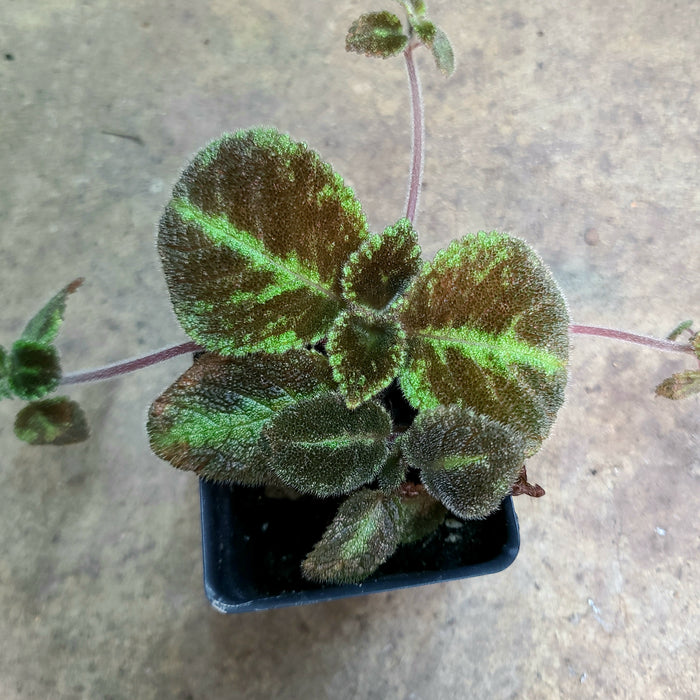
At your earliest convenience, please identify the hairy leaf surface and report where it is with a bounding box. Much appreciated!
[158,128,369,355]
[15,397,89,445]
[341,218,421,309]
[346,11,408,58]
[302,489,401,583]
[327,311,406,408]
[655,370,700,400]
[403,405,525,519]
[264,393,391,496]
[398,232,569,453]
[394,484,447,544]
[21,278,83,346]
[147,350,334,485]
[8,340,61,400]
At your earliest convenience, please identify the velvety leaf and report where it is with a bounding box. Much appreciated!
[14,397,89,445]
[341,218,422,309]
[158,128,369,356]
[377,442,408,492]
[346,11,408,59]
[403,405,526,519]
[427,26,454,76]
[8,340,61,400]
[666,319,693,341]
[264,393,391,496]
[398,232,569,454]
[21,278,83,346]
[655,370,700,400]
[327,311,407,408]
[147,350,334,486]
[302,489,401,584]
[394,483,447,544]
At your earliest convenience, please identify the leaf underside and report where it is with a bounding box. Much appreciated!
[14,397,89,445]
[398,232,569,454]
[403,405,525,519]
[158,128,369,356]
[327,311,407,408]
[264,393,391,496]
[147,350,334,486]
[346,11,408,59]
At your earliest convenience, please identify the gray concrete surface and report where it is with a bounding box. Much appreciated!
[0,1,698,698]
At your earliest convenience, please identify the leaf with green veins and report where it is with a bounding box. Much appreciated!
[341,218,422,309]
[655,370,700,400]
[666,319,693,341]
[8,340,61,400]
[327,311,407,408]
[394,484,447,544]
[264,393,391,496]
[14,397,89,445]
[403,405,525,519]
[147,350,335,486]
[346,11,408,59]
[302,489,401,584]
[21,278,83,346]
[398,232,569,455]
[158,128,369,356]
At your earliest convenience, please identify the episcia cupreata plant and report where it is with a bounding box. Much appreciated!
[2,0,698,584]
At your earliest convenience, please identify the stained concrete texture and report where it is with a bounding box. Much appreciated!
[0,1,698,698]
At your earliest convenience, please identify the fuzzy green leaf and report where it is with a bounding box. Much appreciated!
[341,218,422,309]
[0,346,11,400]
[158,128,369,356]
[655,370,700,400]
[394,484,447,544]
[398,232,569,454]
[666,319,693,341]
[403,405,525,519]
[147,350,334,486]
[302,489,401,584]
[14,397,89,445]
[377,442,408,492]
[426,26,454,76]
[346,11,408,59]
[21,278,83,346]
[264,393,391,496]
[8,340,61,400]
[327,311,407,408]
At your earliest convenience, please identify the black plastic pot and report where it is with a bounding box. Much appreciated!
[199,479,520,613]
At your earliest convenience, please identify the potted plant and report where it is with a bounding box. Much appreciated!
[2,0,697,613]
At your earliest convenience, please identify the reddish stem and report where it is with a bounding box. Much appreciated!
[404,42,424,226]
[569,324,694,356]
[60,341,202,385]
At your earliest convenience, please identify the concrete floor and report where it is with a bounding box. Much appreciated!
[0,1,698,697]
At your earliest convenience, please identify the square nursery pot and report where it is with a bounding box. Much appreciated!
[199,479,520,614]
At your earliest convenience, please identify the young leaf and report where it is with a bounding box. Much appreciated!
[666,319,693,341]
[398,232,569,454]
[655,370,700,400]
[346,11,408,59]
[14,397,89,446]
[403,405,526,519]
[394,483,447,544]
[327,311,407,408]
[264,393,391,496]
[21,278,83,346]
[302,489,401,584]
[158,128,369,356]
[341,218,422,309]
[425,26,454,77]
[147,350,335,486]
[377,442,408,492]
[8,340,61,400]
